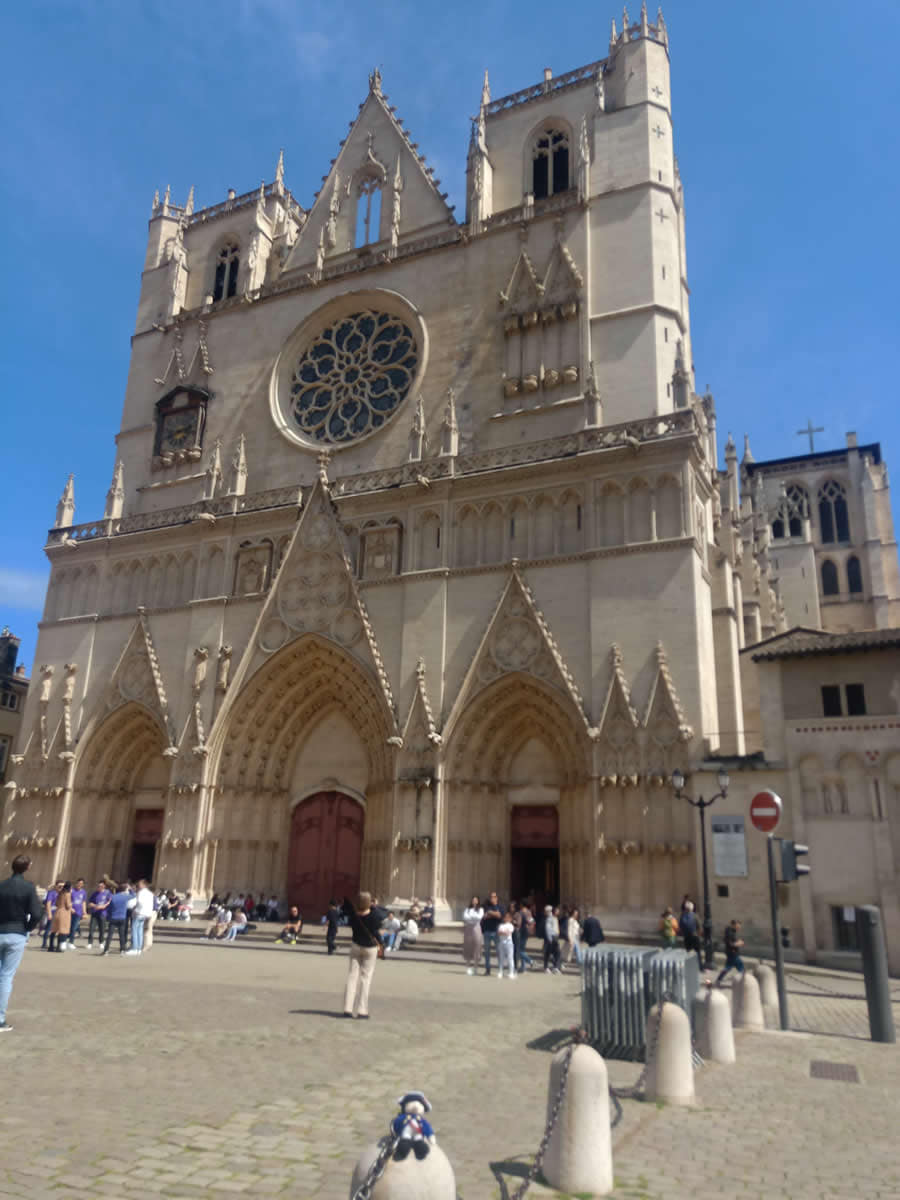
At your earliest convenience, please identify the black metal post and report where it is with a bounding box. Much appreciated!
[697,799,714,969]
[767,834,790,1030]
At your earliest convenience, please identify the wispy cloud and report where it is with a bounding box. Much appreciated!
[0,568,49,612]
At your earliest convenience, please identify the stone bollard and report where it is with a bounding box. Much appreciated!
[349,1141,456,1200]
[543,1043,613,1197]
[754,963,779,1027]
[644,1001,694,1106]
[733,971,765,1031]
[694,984,735,1064]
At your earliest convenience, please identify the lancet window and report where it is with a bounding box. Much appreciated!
[212,239,240,302]
[531,127,570,200]
[818,480,850,544]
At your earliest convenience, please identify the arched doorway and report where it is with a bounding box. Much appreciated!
[288,791,364,918]
[510,804,559,910]
[71,703,169,884]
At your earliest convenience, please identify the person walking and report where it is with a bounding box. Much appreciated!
[542,905,561,974]
[127,879,154,955]
[49,883,73,952]
[716,919,746,986]
[481,891,503,976]
[101,884,132,955]
[0,855,44,1032]
[325,899,341,955]
[143,889,159,951]
[659,906,678,949]
[462,896,483,975]
[341,891,386,1020]
[514,902,535,973]
[68,879,87,948]
[41,880,63,949]
[86,880,111,948]
[678,900,702,968]
[564,907,582,968]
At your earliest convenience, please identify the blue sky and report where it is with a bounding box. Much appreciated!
[2,0,898,671]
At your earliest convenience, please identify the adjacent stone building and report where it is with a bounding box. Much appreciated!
[0,631,29,785]
[4,9,900,965]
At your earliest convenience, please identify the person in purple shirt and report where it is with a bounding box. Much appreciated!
[41,880,63,950]
[101,884,133,956]
[67,879,87,949]
[86,881,111,949]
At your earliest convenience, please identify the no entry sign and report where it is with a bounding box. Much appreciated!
[750,790,782,834]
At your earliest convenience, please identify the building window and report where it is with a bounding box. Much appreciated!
[845,683,866,716]
[355,177,382,247]
[212,239,240,302]
[0,690,19,711]
[832,906,860,952]
[531,128,570,199]
[821,559,839,596]
[821,685,842,717]
[818,480,850,544]
[771,516,785,540]
[847,555,863,594]
[0,735,9,777]
[786,483,808,537]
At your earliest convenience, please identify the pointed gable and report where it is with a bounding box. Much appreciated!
[103,612,175,746]
[499,249,543,312]
[594,644,640,783]
[445,564,593,733]
[643,642,693,746]
[400,657,442,759]
[284,71,456,273]
[542,237,584,303]
[220,474,398,728]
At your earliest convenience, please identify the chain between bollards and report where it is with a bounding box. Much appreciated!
[351,1131,401,1200]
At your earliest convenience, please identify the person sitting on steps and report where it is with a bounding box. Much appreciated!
[275,906,302,944]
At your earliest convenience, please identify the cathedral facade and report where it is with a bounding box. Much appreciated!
[6,10,900,950]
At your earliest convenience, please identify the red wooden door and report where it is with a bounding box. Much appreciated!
[287,792,364,920]
[510,805,558,848]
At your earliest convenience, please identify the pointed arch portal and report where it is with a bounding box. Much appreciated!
[288,791,364,917]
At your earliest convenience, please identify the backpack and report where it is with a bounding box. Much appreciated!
[524,913,536,937]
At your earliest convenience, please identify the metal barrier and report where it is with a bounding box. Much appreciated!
[581,945,699,1060]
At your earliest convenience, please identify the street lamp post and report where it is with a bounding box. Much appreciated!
[672,766,729,971]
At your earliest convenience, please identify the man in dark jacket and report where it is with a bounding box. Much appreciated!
[0,855,44,1032]
[581,912,605,947]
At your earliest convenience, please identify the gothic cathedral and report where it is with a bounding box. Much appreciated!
[6,10,900,943]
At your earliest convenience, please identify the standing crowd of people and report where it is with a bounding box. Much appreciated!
[462,893,606,979]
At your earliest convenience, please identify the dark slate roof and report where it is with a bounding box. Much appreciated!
[743,443,881,475]
[747,626,900,662]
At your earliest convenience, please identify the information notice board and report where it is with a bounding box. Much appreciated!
[711,815,748,877]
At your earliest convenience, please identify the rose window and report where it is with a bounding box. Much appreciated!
[289,310,418,445]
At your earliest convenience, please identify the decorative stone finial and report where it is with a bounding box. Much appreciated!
[481,69,491,109]
[275,148,285,189]
[657,7,668,45]
[440,388,459,458]
[368,66,382,95]
[742,433,755,465]
[610,16,618,52]
[621,6,630,41]
[185,185,195,216]
[55,474,75,529]
[641,0,649,35]
[724,433,737,460]
[104,460,125,520]
[229,435,247,497]
[151,189,160,215]
[162,183,171,213]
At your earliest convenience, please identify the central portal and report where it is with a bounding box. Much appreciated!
[288,791,364,919]
[509,804,559,910]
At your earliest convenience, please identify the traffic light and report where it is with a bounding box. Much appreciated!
[781,841,810,882]
[780,925,791,949]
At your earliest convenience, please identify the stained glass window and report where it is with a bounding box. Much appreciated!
[289,310,418,445]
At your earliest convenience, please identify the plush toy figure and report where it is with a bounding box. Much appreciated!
[391,1091,436,1161]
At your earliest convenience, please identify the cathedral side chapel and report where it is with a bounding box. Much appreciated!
[6,8,900,959]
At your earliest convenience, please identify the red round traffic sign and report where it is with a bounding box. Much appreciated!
[750,790,782,833]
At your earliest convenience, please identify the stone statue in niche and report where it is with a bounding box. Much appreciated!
[39,665,54,704]
[192,646,209,696]
[362,527,401,580]
[216,645,233,692]
[236,550,269,595]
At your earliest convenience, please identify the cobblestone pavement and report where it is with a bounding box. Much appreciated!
[1,939,898,1199]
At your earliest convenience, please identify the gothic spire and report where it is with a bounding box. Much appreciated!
[275,148,285,189]
[368,66,383,96]
[104,460,125,521]
[640,0,649,35]
[162,183,171,214]
[55,474,75,529]
[151,189,160,216]
[481,69,491,109]
[185,186,195,216]
[622,6,630,42]
[609,17,618,53]
[228,434,247,497]
[742,433,755,465]
[656,7,668,45]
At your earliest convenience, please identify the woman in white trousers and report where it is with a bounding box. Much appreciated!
[341,892,384,1019]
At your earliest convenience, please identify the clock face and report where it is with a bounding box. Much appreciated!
[159,408,198,453]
